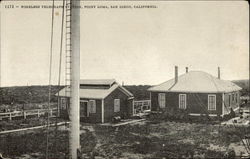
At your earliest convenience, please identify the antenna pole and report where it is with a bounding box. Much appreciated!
[69,0,80,158]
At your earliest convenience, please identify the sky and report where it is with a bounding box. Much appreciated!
[0,1,249,86]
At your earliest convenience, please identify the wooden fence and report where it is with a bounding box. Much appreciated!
[133,100,151,115]
[0,108,58,121]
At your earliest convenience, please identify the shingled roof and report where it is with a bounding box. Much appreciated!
[148,71,242,93]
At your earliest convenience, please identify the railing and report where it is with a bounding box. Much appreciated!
[0,108,58,120]
[133,100,151,115]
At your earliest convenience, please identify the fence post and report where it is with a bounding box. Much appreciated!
[50,109,53,117]
[37,110,40,118]
[24,111,26,119]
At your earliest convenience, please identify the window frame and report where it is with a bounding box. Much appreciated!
[158,93,166,108]
[179,94,187,109]
[61,98,66,109]
[89,100,96,113]
[208,94,216,111]
[114,99,120,112]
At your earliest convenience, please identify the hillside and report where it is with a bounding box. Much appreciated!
[0,85,64,104]
[0,80,248,105]
[232,79,249,96]
[124,85,152,100]
[0,85,152,104]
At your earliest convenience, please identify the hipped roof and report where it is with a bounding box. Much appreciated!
[148,71,242,93]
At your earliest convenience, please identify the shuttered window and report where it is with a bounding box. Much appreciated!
[179,94,186,109]
[158,93,166,108]
[89,100,96,113]
[114,99,120,112]
[208,95,216,111]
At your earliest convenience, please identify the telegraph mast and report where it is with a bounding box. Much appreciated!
[69,0,80,158]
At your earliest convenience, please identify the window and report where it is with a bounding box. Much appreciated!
[232,93,235,101]
[179,94,186,109]
[114,99,120,112]
[89,100,96,113]
[61,98,66,109]
[208,95,216,110]
[158,93,166,108]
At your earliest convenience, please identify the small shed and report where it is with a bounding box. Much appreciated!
[57,79,134,123]
[148,67,242,116]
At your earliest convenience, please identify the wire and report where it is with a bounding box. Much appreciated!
[46,0,55,158]
[54,0,66,156]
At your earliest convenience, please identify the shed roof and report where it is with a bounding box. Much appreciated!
[148,71,242,93]
[80,79,116,86]
[57,83,133,99]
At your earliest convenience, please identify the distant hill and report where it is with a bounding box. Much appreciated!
[0,85,64,104]
[0,85,152,104]
[1,80,247,105]
[232,79,249,96]
[124,85,152,100]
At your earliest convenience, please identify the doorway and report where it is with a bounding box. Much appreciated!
[80,101,88,117]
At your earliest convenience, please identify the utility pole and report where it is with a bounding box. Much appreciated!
[69,0,80,158]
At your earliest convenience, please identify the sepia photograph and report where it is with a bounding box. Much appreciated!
[0,0,249,158]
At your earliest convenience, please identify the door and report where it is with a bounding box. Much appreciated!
[80,101,88,117]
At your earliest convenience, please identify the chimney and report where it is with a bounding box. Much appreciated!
[185,67,188,73]
[175,66,178,83]
[218,67,221,79]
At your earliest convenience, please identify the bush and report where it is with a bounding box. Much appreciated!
[223,109,236,121]
[149,107,191,123]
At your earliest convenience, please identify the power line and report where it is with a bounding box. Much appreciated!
[54,0,66,156]
[46,0,55,158]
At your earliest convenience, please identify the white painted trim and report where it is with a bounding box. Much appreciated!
[179,94,186,109]
[189,113,218,117]
[117,86,133,97]
[233,106,239,112]
[80,99,88,102]
[148,90,241,93]
[208,94,216,111]
[101,99,104,123]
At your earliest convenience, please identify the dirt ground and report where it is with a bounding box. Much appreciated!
[1,119,250,159]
